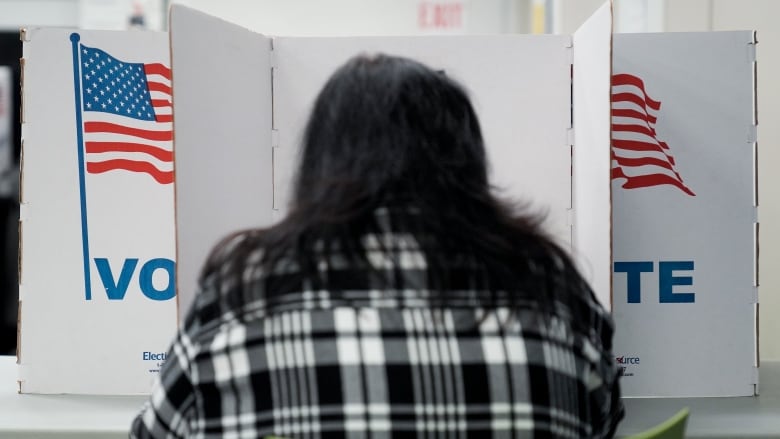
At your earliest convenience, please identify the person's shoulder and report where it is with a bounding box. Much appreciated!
[201,229,269,278]
[536,241,614,334]
[182,229,271,336]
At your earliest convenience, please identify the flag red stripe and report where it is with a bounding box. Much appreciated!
[151,99,172,108]
[611,92,661,112]
[612,153,677,172]
[144,63,172,79]
[612,123,656,137]
[613,169,695,196]
[613,149,676,166]
[612,138,670,152]
[612,73,662,109]
[85,141,173,162]
[147,81,172,95]
[84,121,173,141]
[612,166,628,179]
[87,160,174,184]
[612,108,657,125]
[155,115,173,123]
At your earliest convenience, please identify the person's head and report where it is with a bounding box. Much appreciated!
[291,54,490,221]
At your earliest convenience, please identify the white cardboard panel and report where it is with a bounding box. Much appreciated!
[19,28,176,394]
[272,35,573,245]
[572,2,613,310]
[169,5,274,321]
[612,31,756,396]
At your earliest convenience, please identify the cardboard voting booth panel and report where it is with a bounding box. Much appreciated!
[270,35,572,238]
[571,3,613,307]
[169,4,614,320]
[19,28,177,394]
[169,8,274,320]
[611,32,758,396]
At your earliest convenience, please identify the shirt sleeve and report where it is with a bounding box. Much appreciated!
[588,312,626,438]
[129,331,198,439]
[592,358,625,438]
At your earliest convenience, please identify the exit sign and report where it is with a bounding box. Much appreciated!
[418,1,464,30]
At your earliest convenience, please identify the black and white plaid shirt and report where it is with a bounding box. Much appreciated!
[131,209,623,438]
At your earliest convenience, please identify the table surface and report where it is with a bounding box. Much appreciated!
[1,356,779,438]
[617,361,780,438]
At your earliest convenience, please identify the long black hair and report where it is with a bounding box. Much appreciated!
[204,54,584,317]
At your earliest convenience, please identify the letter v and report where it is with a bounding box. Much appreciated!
[94,258,138,300]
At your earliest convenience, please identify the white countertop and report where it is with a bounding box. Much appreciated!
[2,356,779,438]
[0,356,146,438]
[617,361,780,438]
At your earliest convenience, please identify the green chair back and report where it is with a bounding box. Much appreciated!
[628,407,689,439]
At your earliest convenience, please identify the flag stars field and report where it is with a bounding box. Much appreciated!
[76,44,174,185]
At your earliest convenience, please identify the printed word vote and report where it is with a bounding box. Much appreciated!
[93,257,175,301]
[614,260,695,304]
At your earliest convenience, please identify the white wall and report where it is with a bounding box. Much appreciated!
[0,0,165,31]
[0,0,79,29]
[553,0,605,34]
[169,0,520,36]
[0,0,528,35]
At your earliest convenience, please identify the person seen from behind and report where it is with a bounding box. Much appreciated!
[131,53,624,438]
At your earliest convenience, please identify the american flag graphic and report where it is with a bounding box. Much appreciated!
[77,44,173,184]
[611,73,695,196]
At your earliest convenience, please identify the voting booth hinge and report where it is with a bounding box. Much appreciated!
[17,223,21,297]
[749,71,756,130]
[16,298,21,360]
[18,127,27,285]
[19,58,25,124]
[755,301,760,374]
[269,38,278,68]
[566,208,574,228]
[754,220,760,287]
[753,140,759,207]
[752,365,759,389]
[271,130,280,211]
[18,51,26,293]
[565,40,573,66]
[270,40,277,131]
[747,124,757,144]
[747,33,757,64]
[270,38,279,213]
[16,296,27,394]
[16,361,28,394]
[750,31,758,126]
[567,125,574,211]
[18,138,24,203]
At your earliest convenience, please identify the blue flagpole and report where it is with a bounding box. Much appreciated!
[70,33,92,300]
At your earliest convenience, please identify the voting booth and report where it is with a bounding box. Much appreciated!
[170,4,613,325]
[18,29,177,394]
[16,2,757,398]
[610,32,758,397]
